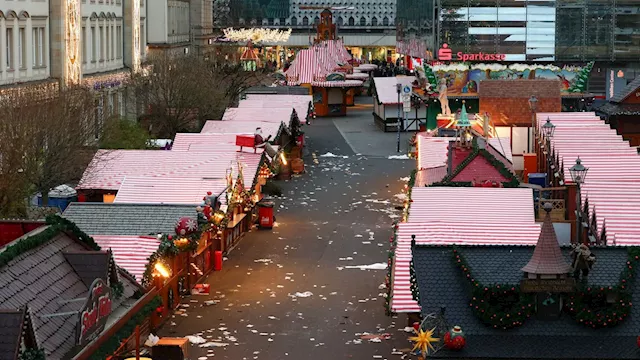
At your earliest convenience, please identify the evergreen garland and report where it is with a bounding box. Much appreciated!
[88,296,163,360]
[0,215,101,267]
[568,62,594,93]
[19,348,46,360]
[410,259,419,302]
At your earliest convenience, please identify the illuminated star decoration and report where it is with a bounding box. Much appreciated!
[409,327,440,357]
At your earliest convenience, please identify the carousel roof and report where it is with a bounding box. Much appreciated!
[284,48,362,88]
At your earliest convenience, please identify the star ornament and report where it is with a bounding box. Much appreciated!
[409,327,440,356]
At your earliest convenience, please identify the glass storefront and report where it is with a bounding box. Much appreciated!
[396,0,640,62]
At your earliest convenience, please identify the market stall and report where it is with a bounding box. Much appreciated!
[372,76,429,132]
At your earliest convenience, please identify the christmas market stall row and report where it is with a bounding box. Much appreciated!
[0,215,162,360]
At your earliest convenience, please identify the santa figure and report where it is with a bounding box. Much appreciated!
[254,127,265,148]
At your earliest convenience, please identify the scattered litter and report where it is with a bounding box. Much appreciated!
[191,284,210,295]
[379,283,387,290]
[369,338,381,343]
[289,291,313,298]
[388,154,410,160]
[361,333,391,341]
[254,258,272,263]
[343,263,387,270]
[268,316,278,320]
[187,336,207,344]
[400,177,410,181]
[320,152,340,157]
[339,257,354,261]
[353,339,362,344]
[402,327,414,333]
[200,342,229,348]
[394,193,407,201]
[204,300,218,306]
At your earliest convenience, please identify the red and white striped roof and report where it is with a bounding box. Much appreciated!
[391,222,541,313]
[113,176,228,205]
[77,150,262,191]
[346,72,369,80]
[488,137,513,163]
[373,76,416,104]
[223,107,293,123]
[392,186,538,313]
[172,133,264,153]
[245,94,313,103]
[285,48,363,88]
[416,135,449,170]
[238,99,309,119]
[536,112,640,245]
[92,235,161,282]
[200,120,283,139]
[313,40,348,69]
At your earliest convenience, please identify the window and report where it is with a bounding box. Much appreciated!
[81,27,86,63]
[140,24,145,56]
[302,16,308,26]
[116,26,122,58]
[99,26,104,60]
[91,27,97,61]
[371,17,378,26]
[39,28,45,66]
[106,26,110,60]
[360,17,366,26]
[6,28,13,69]
[19,28,26,68]
[291,17,297,26]
[33,28,38,66]
[348,17,355,26]
[383,16,389,26]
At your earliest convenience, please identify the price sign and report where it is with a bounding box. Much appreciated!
[402,93,412,113]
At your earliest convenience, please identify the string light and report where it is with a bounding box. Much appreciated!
[223,28,292,43]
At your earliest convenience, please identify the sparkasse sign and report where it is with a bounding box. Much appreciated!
[77,278,112,346]
[438,43,506,62]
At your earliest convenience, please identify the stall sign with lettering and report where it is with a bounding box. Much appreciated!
[77,278,112,346]
[438,43,506,62]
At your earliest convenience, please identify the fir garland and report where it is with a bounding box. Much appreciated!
[410,259,419,302]
[452,247,535,329]
[0,215,101,267]
[19,348,46,360]
[565,247,640,328]
[88,296,162,360]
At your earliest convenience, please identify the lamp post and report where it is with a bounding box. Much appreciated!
[396,83,402,153]
[569,157,589,245]
[541,117,555,181]
[528,95,538,152]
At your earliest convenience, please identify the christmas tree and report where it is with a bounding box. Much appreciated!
[568,61,594,93]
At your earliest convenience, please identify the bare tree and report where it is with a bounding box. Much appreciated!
[130,53,269,138]
[0,85,97,214]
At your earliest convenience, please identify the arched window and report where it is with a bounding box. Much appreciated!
[359,16,366,26]
[371,17,378,26]
[313,16,319,24]
[348,16,354,26]
[291,17,298,26]
[337,16,343,26]
[302,16,308,25]
[280,17,285,25]
[382,16,389,26]
[268,18,274,25]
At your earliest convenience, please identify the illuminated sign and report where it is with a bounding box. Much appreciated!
[77,278,112,346]
[438,43,506,62]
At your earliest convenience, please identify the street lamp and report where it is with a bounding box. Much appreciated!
[396,83,402,153]
[569,157,589,245]
[528,95,538,152]
[541,117,555,139]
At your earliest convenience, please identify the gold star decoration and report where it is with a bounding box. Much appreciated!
[409,327,440,357]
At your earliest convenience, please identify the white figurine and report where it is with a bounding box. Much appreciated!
[438,78,451,116]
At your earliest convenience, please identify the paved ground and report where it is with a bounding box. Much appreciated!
[158,97,416,360]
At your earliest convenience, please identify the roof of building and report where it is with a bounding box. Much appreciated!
[63,203,196,236]
[442,138,517,185]
[597,102,640,116]
[412,244,639,359]
[171,133,265,153]
[222,107,294,123]
[535,112,640,245]
[238,99,310,119]
[284,48,363,88]
[521,206,572,275]
[113,176,228,205]
[76,150,262,191]
[610,76,640,103]
[0,224,138,359]
[91,235,161,282]
[391,187,539,313]
[200,120,284,139]
[415,166,448,187]
[0,310,24,360]
[243,86,311,95]
[372,76,415,104]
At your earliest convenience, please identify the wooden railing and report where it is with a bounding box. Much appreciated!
[535,187,567,221]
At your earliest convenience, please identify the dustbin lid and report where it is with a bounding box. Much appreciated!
[258,197,275,207]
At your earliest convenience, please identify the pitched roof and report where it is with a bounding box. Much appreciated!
[411,244,638,359]
[443,139,518,184]
[0,310,24,360]
[113,176,228,205]
[91,235,161,282]
[0,229,138,359]
[63,203,196,236]
[521,205,572,275]
[63,251,111,288]
[610,76,640,103]
[243,86,311,95]
[222,107,293,123]
[597,102,640,116]
[200,120,284,139]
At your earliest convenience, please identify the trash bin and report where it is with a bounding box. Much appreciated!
[257,198,275,229]
[37,185,77,211]
[528,173,547,188]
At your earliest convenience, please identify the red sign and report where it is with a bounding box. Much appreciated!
[77,278,112,346]
[438,43,506,62]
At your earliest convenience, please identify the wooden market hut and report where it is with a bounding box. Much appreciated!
[284,48,363,117]
[372,76,427,132]
[596,76,640,146]
[0,216,159,360]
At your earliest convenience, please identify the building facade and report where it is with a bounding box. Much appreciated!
[395,0,640,64]
[213,0,398,61]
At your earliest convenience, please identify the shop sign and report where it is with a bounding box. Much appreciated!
[520,278,575,293]
[438,43,506,62]
[77,278,112,346]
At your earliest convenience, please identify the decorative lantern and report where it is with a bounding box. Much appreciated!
[175,217,198,236]
[443,326,465,350]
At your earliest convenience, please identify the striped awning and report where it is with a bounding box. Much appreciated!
[92,235,161,282]
[200,120,283,139]
[113,176,228,205]
[537,112,640,245]
[223,107,293,123]
[391,186,538,313]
